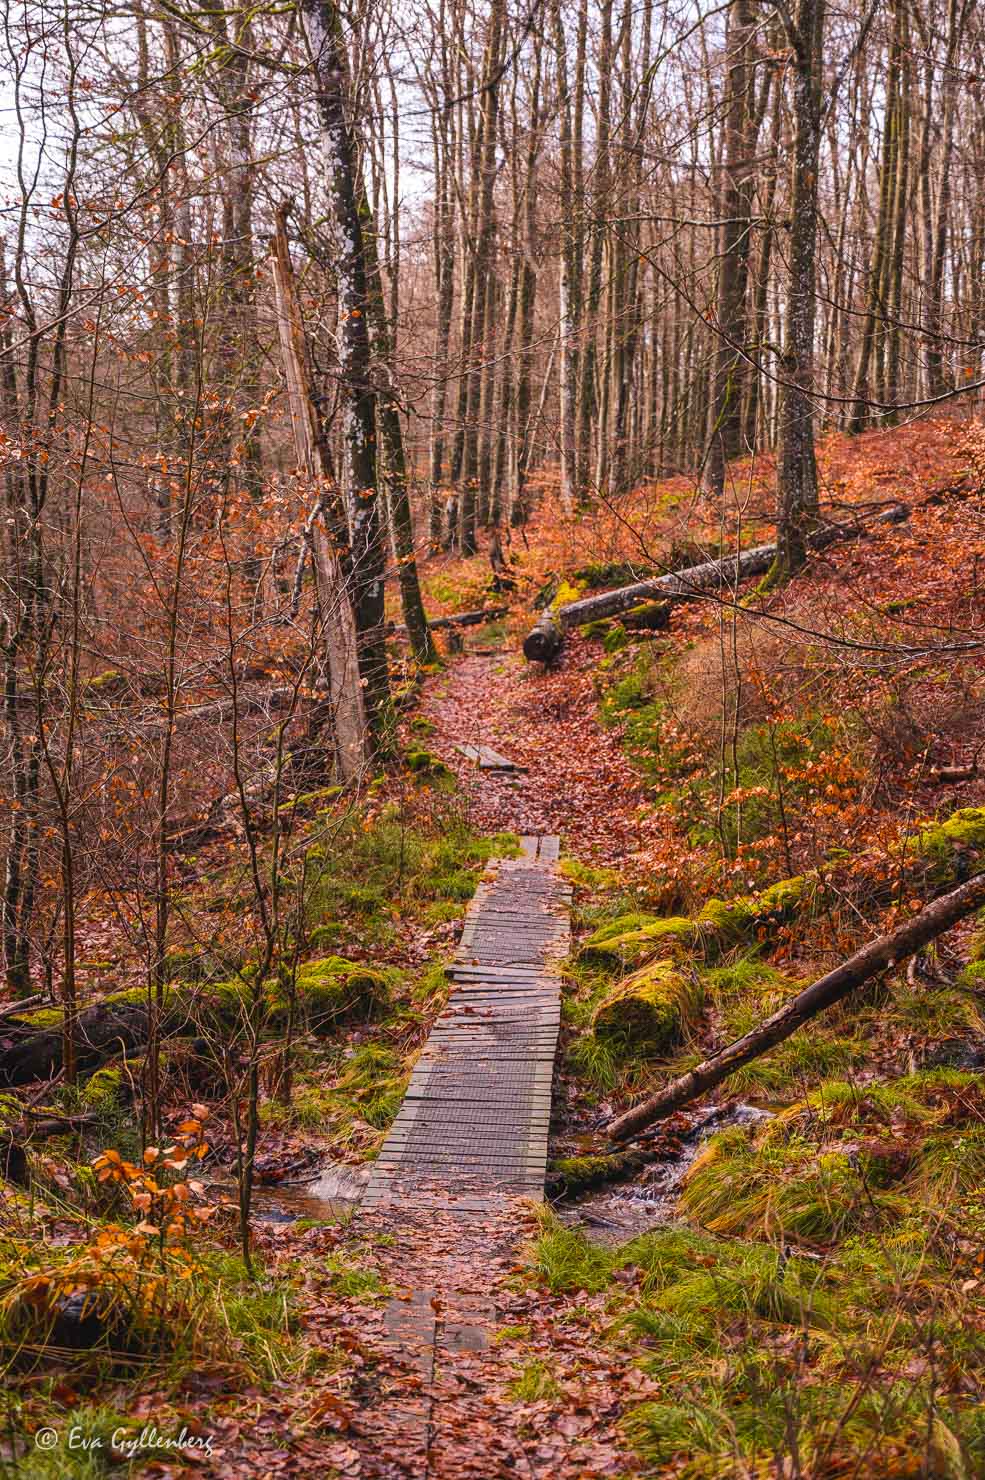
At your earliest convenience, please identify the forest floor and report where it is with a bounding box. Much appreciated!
[4,416,985,1478]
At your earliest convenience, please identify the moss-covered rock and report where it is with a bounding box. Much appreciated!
[696,896,759,943]
[79,1066,128,1116]
[592,960,703,1054]
[404,748,453,780]
[911,807,985,879]
[581,915,697,969]
[267,956,392,1033]
[758,875,810,915]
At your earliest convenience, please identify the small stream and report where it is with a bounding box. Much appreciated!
[208,1162,370,1224]
[235,1104,769,1234]
[554,1103,772,1243]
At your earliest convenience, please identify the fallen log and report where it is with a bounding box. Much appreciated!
[389,605,509,638]
[606,868,985,1143]
[0,999,156,1087]
[523,504,908,663]
[522,610,564,663]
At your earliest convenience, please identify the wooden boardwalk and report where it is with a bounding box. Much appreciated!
[364,835,570,1213]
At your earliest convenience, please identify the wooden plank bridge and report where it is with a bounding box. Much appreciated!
[364,835,570,1213]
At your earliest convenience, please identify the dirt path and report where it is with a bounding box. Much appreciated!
[419,642,646,865]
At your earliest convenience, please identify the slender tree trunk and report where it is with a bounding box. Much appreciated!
[704,0,758,496]
[299,0,390,740]
[768,0,826,585]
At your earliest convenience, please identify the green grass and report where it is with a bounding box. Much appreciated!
[324,1253,390,1301]
[509,1358,561,1403]
[523,1209,985,1477]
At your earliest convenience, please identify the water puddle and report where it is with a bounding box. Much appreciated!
[557,1103,771,1244]
[210,1162,370,1224]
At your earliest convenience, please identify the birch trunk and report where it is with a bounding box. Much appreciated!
[269,212,368,781]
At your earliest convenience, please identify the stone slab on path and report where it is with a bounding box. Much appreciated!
[454,741,527,772]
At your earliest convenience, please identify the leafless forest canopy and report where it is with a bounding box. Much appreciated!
[2,0,984,1084]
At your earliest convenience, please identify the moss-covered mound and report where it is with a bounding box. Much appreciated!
[911,806,985,880]
[267,957,392,1033]
[679,1069,985,1242]
[581,875,812,972]
[581,915,699,969]
[592,960,702,1054]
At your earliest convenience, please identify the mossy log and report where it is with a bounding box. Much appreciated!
[522,610,564,663]
[545,1148,652,1198]
[0,956,389,1086]
[523,505,908,663]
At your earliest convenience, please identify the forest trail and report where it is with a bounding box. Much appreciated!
[328,843,640,1477]
[420,647,647,864]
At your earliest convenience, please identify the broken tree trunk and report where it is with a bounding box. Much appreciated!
[606,868,985,1143]
[270,207,368,781]
[522,505,908,663]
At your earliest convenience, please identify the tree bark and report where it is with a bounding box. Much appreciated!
[269,208,369,780]
[299,0,390,740]
[768,0,826,585]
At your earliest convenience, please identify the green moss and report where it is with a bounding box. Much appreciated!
[602,624,630,655]
[510,1358,561,1402]
[559,859,623,890]
[547,1150,646,1196]
[404,748,453,780]
[624,600,670,631]
[958,958,985,991]
[308,922,341,949]
[695,896,759,942]
[79,1066,127,1116]
[84,668,125,694]
[268,957,392,1033]
[599,667,649,720]
[592,960,703,1054]
[0,1093,22,1131]
[579,618,613,640]
[912,807,985,879]
[290,785,343,810]
[580,914,698,971]
[759,875,810,914]
[571,559,655,590]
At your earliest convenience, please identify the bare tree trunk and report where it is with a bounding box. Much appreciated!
[704,0,758,497]
[299,0,390,740]
[270,210,369,780]
[767,0,826,586]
